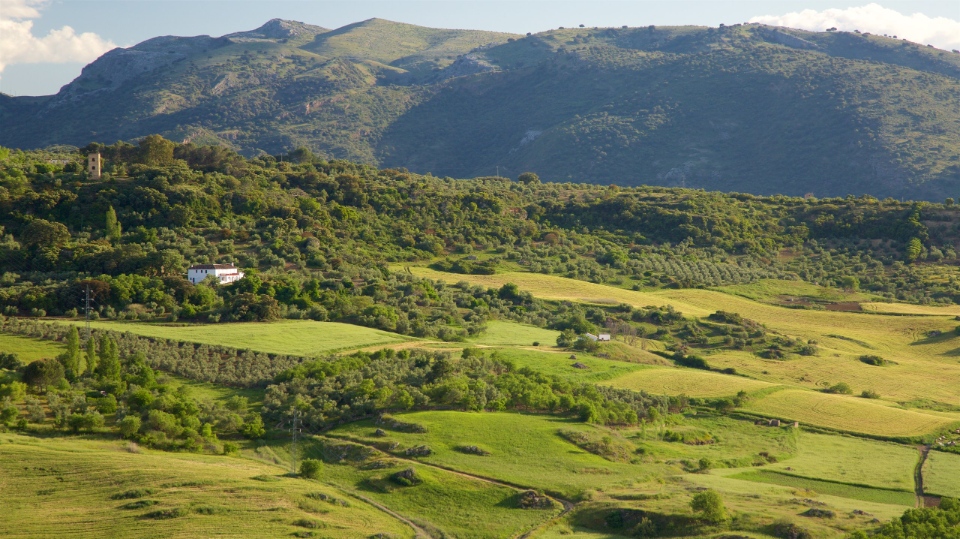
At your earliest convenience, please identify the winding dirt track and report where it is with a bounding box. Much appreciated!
[320,434,576,539]
[915,444,930,508]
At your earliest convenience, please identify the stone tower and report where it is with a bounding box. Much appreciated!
[87,152,102,180]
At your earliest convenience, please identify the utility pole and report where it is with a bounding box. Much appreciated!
[290,408,300,476]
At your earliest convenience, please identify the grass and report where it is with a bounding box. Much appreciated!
[600,367,775,398]
[62,319,415,356]
[763,433,917,491]
[0,333,65,363]
[715,278,876,303]
[727,470,916,506]
[328,411,665,499]
[923,450,960,498]
[276,434,560,539]
[0,433,413,538]
[742,389,957,437]
[489,347,646,383]
[467,320,559,347]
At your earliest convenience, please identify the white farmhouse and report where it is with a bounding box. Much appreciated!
[187,264,244,285]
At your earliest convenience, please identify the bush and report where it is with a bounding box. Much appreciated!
[119,416,142,438]
[859,355,887,366]
[390,468,422,486]
[860,389,880,399]
[299,459,323,480]
[690,489,727,523]
[824,382,853,394]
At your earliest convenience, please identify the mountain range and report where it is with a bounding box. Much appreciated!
[2,17,959,199]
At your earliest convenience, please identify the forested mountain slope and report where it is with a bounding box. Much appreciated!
[2,19,959,199]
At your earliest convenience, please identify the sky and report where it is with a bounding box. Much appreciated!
[1,0,959,96]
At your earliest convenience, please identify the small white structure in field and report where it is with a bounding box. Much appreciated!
[584,333,598,341]
[187,263,244,285]
[598,333,611,341]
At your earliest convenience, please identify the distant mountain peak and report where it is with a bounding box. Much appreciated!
[225,19,327,41]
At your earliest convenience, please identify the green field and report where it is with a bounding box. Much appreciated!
[0,433,413,539]
[601,367,775,398]
[727,470,916,506]
[0,333,66,363]
[62,319,415,356]
[763,433,917,491]
[488,347,646,383]
[467,320,560,347]
[329,411,658,499]
[923,450,960,498]
[742,389,957,437]
[262,434,560,538]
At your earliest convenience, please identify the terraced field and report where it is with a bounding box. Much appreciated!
[923,450,960,498]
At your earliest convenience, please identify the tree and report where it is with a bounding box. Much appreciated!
[906,237,923,262]
[104,206,122,243]
[517,172,540,185]
[20,219,69,249]
[60,326,82,377]
[96,335,121,382]
[300,459,323,479]
[85,337,98,375]
[119,416,142,438]
[138,134,175,166]
[22,359,65,391]
[840,275,860,291]
[690,490,727,523]
[240,413,265,439]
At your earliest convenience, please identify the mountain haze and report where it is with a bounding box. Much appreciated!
[2,18,960,199]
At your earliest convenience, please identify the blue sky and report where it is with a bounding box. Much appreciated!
[2,0,959,96]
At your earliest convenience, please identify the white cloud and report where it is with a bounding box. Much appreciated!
[0,0,116,73]
[750,3,960,51]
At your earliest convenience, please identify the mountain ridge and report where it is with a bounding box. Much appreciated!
[2,18,959,199]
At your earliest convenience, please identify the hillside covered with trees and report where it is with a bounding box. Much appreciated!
[2,19,959,199]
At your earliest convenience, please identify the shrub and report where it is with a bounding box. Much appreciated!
[859,355,887,366]
[690,489,727,523]
[119,416,142,438]
[824,382,853,394]
[860,389,881,399]
[390,468,422,486]
[299,459,323,480]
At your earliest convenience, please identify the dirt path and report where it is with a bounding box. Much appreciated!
[344,490,433,539]
[915,444,930,508]
[320,434,575,538]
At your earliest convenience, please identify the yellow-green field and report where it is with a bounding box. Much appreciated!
[923,450,960,498]
[762,432,917,491]
[0,433,413,539]
[62,319,415,356]
[742,389,958,437]
[0,333,66,362]
[467,320,560,346]
[600,367,775,397]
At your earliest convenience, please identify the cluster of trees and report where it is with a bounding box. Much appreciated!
[851,497,960,539]
[262,347,678,431]
[0,325,264,451]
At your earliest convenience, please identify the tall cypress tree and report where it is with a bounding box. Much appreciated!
[61,326,81,376]
[105,206,122,243]
[97,335,121,382]
[85,336,98,375]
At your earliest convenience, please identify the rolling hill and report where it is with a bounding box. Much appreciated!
[2,18,960,198]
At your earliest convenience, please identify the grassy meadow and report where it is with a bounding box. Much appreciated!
[923,450,960,498]
[600,367,775,398]
[61,319,415,356]
[466,320,559,346]
[0,433,414,539]
[0,333,66,363]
